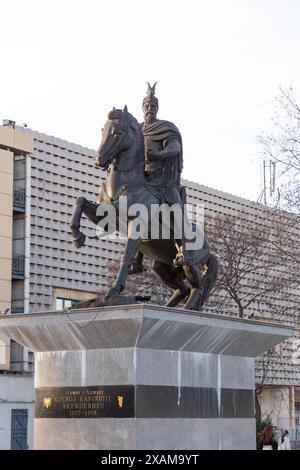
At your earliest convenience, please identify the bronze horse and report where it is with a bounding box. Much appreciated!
[70,107,218,310]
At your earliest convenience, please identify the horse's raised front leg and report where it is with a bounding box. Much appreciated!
[70,197,99,248]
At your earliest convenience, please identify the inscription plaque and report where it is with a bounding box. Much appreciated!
[35,385,134,418]
[36,385,254,419]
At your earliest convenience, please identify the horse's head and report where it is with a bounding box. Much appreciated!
[95,105,135,170]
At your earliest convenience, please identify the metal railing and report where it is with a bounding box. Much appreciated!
[13,187,25,212]
[12,255,25,279]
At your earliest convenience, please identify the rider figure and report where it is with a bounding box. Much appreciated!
[130,82,191,273]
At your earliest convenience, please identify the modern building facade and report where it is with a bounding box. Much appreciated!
[0,120,299,448]
[0,122,34,449]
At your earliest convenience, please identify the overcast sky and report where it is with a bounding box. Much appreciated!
[1,0,300,202]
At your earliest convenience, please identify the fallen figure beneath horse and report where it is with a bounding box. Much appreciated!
[70,106,218,311]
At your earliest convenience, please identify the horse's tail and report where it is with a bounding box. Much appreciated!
[198,253,219,309]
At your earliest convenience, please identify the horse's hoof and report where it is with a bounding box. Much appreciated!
[183,288,203,310]
[73,232,86,248]
[165,288,190,308]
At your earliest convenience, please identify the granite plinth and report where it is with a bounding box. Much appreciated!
[0,305,292,450]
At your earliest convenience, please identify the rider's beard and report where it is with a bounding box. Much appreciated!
[145,112,156,126]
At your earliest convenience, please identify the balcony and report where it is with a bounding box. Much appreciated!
[13,187,25,213]
[12,255,25,279]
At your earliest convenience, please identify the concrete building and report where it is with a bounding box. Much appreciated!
[0,120,299,448]
[0,121,34,449]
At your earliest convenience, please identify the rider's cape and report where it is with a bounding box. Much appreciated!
[142,120,183,204]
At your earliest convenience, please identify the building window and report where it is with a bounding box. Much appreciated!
[11,409,28,450]
[55,298,74,310]
[295,402,300,428]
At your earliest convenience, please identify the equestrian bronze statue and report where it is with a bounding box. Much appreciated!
[70,86,218,310]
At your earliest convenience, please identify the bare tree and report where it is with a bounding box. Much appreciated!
[206,212,299,320]
[255,342,297,425]
[206,210,299,426]
[258,85,300,211]
[258,86,300,299]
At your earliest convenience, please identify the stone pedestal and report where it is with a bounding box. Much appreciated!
[0,305,291,450]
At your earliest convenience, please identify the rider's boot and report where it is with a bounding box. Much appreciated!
[173,186,192,268]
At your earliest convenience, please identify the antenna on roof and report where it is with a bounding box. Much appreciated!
[258,159,277,206]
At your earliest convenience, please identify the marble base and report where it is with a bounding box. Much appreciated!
[0,304,291,450]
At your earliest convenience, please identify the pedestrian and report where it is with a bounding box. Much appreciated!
[278,430,291,450]
[259,425,278,450]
